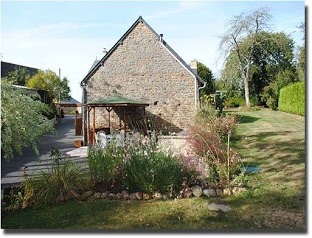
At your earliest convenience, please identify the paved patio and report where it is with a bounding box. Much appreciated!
[1,115,87,188]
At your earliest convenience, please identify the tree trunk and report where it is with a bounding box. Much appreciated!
[242,72,250,107]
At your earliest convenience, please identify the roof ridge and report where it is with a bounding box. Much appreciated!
[81,16,204,86]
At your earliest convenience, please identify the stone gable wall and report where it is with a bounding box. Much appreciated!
[85,22,197,135]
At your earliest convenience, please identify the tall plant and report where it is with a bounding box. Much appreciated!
[23,148,88,207]
[188,106,241,188]
[1,83,55,161]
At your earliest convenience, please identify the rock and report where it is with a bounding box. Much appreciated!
[183,188,193,198]
[101,192,108,199]
[238,187,248,193]
[223,188,232,196]
[203,188,216,197]
[121,190,129,196]
[207,203,232,212]
[143,193,151,200]
[108,193,116,199]
[216,189,223,196]
[153,192,163,200]
[81,191,93,200]
[94,192,101,199]
[116,193,123,199]
[123,194,130,200]
[232,187,247,196]
[135,192,143,200]
[192,185,203,197]
[130,193,137,200]
[162,193,170,200]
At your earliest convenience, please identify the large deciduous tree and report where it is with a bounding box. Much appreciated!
[219,8,272,107]
[220,31,297,108]
[26,69,71,103]
[297,22,305,81]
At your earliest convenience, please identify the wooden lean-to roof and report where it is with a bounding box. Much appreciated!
[86,95,149,107]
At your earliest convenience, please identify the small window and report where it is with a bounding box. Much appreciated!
[153,101,158,105]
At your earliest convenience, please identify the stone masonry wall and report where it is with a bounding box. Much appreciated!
[85,22,197,134]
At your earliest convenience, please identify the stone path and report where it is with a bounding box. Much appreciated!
[1,115,86,188]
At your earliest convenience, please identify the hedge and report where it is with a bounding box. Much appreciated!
[278,82,305,116]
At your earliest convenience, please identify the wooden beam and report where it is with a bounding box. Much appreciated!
[123,108,126,138]
[93,107,96,145]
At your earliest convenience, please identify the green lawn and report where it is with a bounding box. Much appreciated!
[1,108,305,231]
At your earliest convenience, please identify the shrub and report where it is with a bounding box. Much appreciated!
[1,83,55,161]
[187,111,243,188]
[224,97,245,108]
[88,141,124,191]
[1,186,24,215]
[278,82,305,116]
[23,149,88,208]
[88,131,196,194]
[124,152,185,193]
[262,69,298,110]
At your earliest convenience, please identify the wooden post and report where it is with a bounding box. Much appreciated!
[108,110,111,129]
[93,107,96,145]
[87,106,91,145]
[123,108,126,138]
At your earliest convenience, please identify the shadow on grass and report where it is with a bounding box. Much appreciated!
[233,130,305,194]
[2,190,306,230]
[237,115,260,124]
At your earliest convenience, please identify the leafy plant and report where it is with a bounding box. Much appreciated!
[124,151,185,193]
[187,109,243,188]
[1,83,55,161]
[224,97,245,108]
[1,186,24,215]
[88,142,124,191]
[22,148,88,208]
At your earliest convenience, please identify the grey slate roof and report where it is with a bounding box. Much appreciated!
[87,59,100,74]
[81,16,205,86]
[1,61,39,84]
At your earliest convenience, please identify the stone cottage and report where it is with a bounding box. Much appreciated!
[80,16,206,145]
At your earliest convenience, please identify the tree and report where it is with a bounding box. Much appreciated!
[197,61,215,95]
[219,8,272,107]
[249,31,296,105]
[26,69,71,103]
[1,83,55,161]
[296,22,305,81]
[220,31,296,107]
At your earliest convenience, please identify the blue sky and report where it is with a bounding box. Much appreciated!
[1,1,305,101]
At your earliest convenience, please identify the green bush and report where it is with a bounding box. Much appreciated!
[23,149,88,208]
[87,132,196,194]
[278,82,305,116]
[88,142,124,191]
[124,152,185,193]
[224,97,245,108]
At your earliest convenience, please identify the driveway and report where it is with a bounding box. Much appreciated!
[1,115,87,188]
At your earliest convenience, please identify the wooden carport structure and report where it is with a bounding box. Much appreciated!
[85,95,149,145]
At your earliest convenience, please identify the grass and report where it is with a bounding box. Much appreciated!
[1,108,305,231]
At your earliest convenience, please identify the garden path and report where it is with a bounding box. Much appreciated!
[1,115,86,188]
